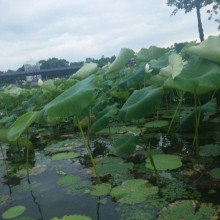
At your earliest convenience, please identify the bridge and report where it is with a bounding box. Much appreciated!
[0,66,80,84]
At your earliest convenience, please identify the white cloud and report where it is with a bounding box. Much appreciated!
[0,0,219,71]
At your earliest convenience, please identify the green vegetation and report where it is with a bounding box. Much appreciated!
[0,35,220,219]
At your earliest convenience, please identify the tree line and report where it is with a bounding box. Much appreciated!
[2,56,116,73]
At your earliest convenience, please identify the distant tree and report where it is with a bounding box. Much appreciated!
[17,65,25,72]
[39,58,69,69]
[167,0,214,41]
[69,61,84,68]
[206,0,220,30]
[6,69,15,73]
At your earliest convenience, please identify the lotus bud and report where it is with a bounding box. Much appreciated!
[145,63,152,73]
[38,78,43,86]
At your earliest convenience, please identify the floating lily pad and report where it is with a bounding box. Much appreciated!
[57,174,91,195]
[199,144,220,157]
[50,215,92,220]
[91,183,111,196]
[16,165,47,178]
[144,120,169,128]
[52,152,80,160]
[209,168,220,180]
[110,179,158,204]
[44,139,83,154]
[146,154,182,171]
[158,200,218,220]
[2,205,26,219]
[57,174,81,186]
[93,156,133,182]
[98,125,142,136]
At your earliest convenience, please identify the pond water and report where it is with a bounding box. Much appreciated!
[0,120,220,220]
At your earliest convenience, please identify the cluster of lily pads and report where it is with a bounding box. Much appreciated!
[0,35,220,219]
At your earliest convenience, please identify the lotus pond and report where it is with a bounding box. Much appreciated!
[1,35,220,219]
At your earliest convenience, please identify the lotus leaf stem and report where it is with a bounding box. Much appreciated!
[77,117,101,183]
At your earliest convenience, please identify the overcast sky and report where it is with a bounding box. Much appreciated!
[0,0,219,71]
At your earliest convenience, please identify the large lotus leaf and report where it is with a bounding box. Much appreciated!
[110,179,158,204]
[119,86,164,121]
[118,62,146,89]
[158,200,217,220]
[186,35,220,64]
[71,62,98,80]
[164,57,220,94]
[0,92,15,109]
[150,52,170,72]
[160,53,185,79]
[90,183,111,196]
[50,215,92,220]
[7,111,40,142]
[89,104,118,134]
[146,154,182,170]
[2,205,26,219]
[199,144,220,157]
[40,75,98,120]
[112,134,139,155]
[209,168,220,180]
[105,48,135,78]
[136,46,169,62]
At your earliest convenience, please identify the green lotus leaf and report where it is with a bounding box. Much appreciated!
[136,46,169,61]
[40,75,98,120]
[2,205,26,219]
[94,156,133,177]
[209,168,220,180]
[199,144,220,157]
[89,104,118,134]
[144,120,169,128]
[158,200,217,220]
[145,154,182,170]
[186,35,220,64]
[110,179,158,204]
[161,53,185,79]
[164,57,220,95]
[105,48,135,78]
[119,86,164,121]
[57,174,81,186]
[90,183,111,196]
[50,215,92,220]
[52,152,81,160]
[112,134,139,155]
[71,62,98,80]
[118,62,146,89]
[7,111,40,141]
